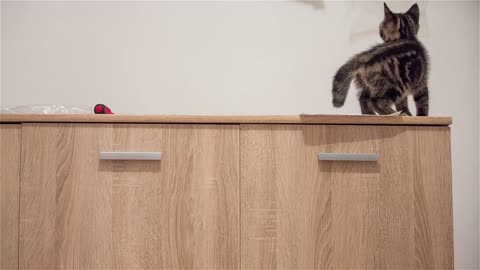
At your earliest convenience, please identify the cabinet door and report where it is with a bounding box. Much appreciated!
[20,124,239,269]
[240,125,453,269]
[0,124,21,269]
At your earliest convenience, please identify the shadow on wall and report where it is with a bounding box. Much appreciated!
[297,0,324,10]
[296,1,428,43]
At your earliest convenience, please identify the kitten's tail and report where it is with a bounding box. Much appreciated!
[332,57,359,108]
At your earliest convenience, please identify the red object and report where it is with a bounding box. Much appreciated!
[94,104,114,114]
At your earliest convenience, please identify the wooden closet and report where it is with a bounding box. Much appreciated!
[0,114,453,269]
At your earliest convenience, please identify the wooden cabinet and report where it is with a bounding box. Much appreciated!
[240,125,453,269]
[0,125,21,269]
[0,115,454,270]
[19,124,239,269]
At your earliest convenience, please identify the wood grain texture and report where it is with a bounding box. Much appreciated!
[327,126,415,269]
[412,127,454,269]
[20,124,62,269]
[240,125,453,269]
[0,125,21,269]
[19,123,239,269]
[0,114,452,126]
[240,125,332,269]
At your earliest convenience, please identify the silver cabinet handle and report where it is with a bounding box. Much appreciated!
[100,152,162,160]
[318,153,379,162]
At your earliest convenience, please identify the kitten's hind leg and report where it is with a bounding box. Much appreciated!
[358,90,376,115]
[372,97,396,115]
[395,96,412,116]
[413,87,429,116]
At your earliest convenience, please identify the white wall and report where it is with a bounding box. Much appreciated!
[1,1,479,268]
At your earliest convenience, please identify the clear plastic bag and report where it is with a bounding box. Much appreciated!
[0,107,16,114]
[0,104,92,114]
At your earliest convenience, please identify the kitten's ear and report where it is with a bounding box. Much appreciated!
[406,3,420,23]
[384,3,394,20]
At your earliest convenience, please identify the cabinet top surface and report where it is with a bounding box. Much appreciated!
[0,114,452,126]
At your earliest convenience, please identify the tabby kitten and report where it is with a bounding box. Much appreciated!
[332,3,429,116]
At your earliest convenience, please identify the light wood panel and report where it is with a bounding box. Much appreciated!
[0,114,452,126]
[328,126,415,269]
[413,127,454,269]
[240,125,332,269]
[240,125,453,269]
[0,124,21,269]
[19,124,239,269]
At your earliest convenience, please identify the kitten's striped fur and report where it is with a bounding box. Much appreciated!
[332,3,429,116]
